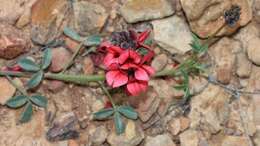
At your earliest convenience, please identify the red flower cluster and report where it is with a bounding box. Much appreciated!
[101,30,155,96]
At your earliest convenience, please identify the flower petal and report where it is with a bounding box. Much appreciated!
[119,50,129,64]
[138,30,150,43]
[135,67,149,81]
[126,81,148,96]
[120,63,138,70]
[106,70,128,88]
[130,50,141,64]
[108,45,123,54]
[141,48,154,64]
[104,53,119,68]
[142,65,155,76]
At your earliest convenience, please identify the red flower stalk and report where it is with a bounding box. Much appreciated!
[102,30,155,96]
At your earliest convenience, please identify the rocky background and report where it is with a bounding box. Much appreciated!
[0,0,260,146]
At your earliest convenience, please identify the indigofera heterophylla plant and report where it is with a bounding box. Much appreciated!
[0,4,244,134]
[4,48,51,123]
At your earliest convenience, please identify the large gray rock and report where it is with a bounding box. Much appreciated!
[120,0,175,23]
[152,15,193,54]
[73,1,108,36]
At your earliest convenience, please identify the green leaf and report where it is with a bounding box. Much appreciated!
[6,95,28,108]
[18,58,40,72]
[190,33,208,54]
[118,106,138,120]
[84,35,101,46]
[30,95,47,108]
[27,71,43,89]
[20,102,33,123]
[137,47,149,56]
[41,48,52,70]
[63,27,82,41]
[114,112,125,135]
[93,108,114,120]
[174,85,186,90]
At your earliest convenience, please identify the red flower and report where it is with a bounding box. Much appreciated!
[102,29,155,96]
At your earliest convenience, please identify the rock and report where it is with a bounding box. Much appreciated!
[246,37,260,65]
[50,47,72,72]
[0,0,34,24]
[88,125,108,145]
[70,87,94,126]
[180,0,252,38]
[254,128,260,146]
[120,0,175,23]
[149,79,184,116]
[0,77,16,105]
[64,37,80,53]
[149,79,184,99]
[180,130,199,146]
[189,84,231,134]
[83,57,94,75]
[152,15,193,54]
[254,0,260,23]
[46,112,79,141]
[73,1,108,36]
[145,134,176,146]
[189,76,208,95]
[31,0,68,45]
[247,66,260,126]
[151,54,168,72]
[0,23,30,59]
[234,22,259,49]
[136,88,160,122]
[107,120,144,146]
[236,52,252,77]
[209,37,239,84]
[91,99,105,113]
[16,8,32,28]
[0,109,54,146]
[68,140,79,146]
[226,96,256,136]
[221,136,248,146]
[168,116,190,136]
[47,80,66,92]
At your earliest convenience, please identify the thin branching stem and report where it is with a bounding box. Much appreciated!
[5,75,27,96]
[61,38,87,73]
[98,81,116,108]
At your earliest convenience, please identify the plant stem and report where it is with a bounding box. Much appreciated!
[61,38,86,73]
[153,69,176,77]
[98,81,116,108]
[5,75,27,95]
[0,71,105,85]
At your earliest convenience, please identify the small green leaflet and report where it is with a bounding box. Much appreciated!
[41,48,52,70]
[94,108,114,120]
[94,106,138,135]
[118,106,138,120]
[83,35,101,46]
[18,58,40,72]
[30,95,47,108]
[27,71,44,89]
[6,95,28,108]
[190,33,208,54]
[63,27,82,42]
[20,102,33,123]
[114,112,125,135]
